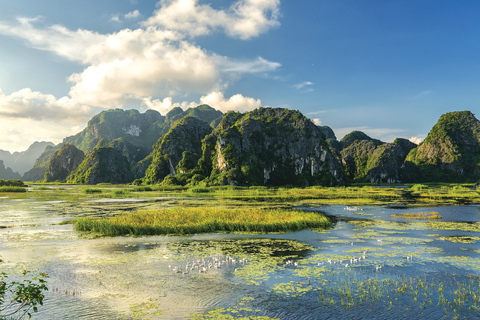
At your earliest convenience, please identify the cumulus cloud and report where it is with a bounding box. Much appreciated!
[68,29,221,107]
[142,96,196,114]
[312,118,321,126]
[0,88,96,151]
[0,12,279,109]
[125,10,141,19]
[143,91,262,115]
[144,0,280,39]
[0,88,93,121]
[409,136,424,145]
[199,91,262,113]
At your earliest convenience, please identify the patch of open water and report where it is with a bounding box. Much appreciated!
[0,200,479,319]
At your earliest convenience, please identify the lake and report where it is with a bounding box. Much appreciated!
[1,197,479,319]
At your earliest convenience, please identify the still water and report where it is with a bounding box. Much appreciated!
[0,198,479,319]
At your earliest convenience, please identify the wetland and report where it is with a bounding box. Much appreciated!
[0,184,480,319]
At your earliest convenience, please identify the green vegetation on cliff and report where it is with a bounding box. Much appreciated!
[67,144,133,184]
[200,108,344,187]
[144,116,213,185]
[405,111,480,182]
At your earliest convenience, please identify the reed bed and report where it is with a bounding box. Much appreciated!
[74,207,332,236]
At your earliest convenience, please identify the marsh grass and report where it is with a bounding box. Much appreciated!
[73,207,332,236]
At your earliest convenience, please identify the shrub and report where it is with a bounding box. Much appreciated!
[0,260,48,319]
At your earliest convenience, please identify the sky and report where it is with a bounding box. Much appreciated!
[0,0,480,152]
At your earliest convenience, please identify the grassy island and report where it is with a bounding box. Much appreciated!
[73,207,332,236]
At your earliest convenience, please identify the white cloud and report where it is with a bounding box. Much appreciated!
[110,15,121,23]
[144,0,280,39]
[68,30,221,107]
[144,91,262,115]
[125,10,141,19]
[200,91,262,113]
[0,17,106,62]
[0,16,279,109]
[294,81,313,90]
[312,118,321,126]
[215,56,281,73]
[142,96,196,114]
[0,88,93,121]
[294,81,314,93]
[409,136,424,145]
[0,88,96,152]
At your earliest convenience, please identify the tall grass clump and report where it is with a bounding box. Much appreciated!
[0,186,27,193]
[411,184,429,192]
[188,187,211,193]
[82,188,102,194]
[74,207,332,236]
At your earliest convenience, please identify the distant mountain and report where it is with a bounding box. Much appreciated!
[22,145,57,181]
[405,111,480,182]
[0,160,21,180]
[0,141,54,176]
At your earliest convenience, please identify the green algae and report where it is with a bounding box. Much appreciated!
[437,236,480,243]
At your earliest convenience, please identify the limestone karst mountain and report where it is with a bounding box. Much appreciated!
[19,106,480,186]
[405,110,480,182]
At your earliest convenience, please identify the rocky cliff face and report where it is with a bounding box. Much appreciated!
[22,145,57,181]
[199,108,344,186]
[340,133,416,183]
[405,110,480,182]
[68,146,133,184]
[144,116,213,184]
[63,109,166,153]
[44,144,85,182]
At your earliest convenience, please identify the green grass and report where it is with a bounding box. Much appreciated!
[73,207,332,236]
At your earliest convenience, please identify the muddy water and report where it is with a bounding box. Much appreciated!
[1,198,479,319]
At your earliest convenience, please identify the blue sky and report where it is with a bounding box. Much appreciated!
[0,0,479,152]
